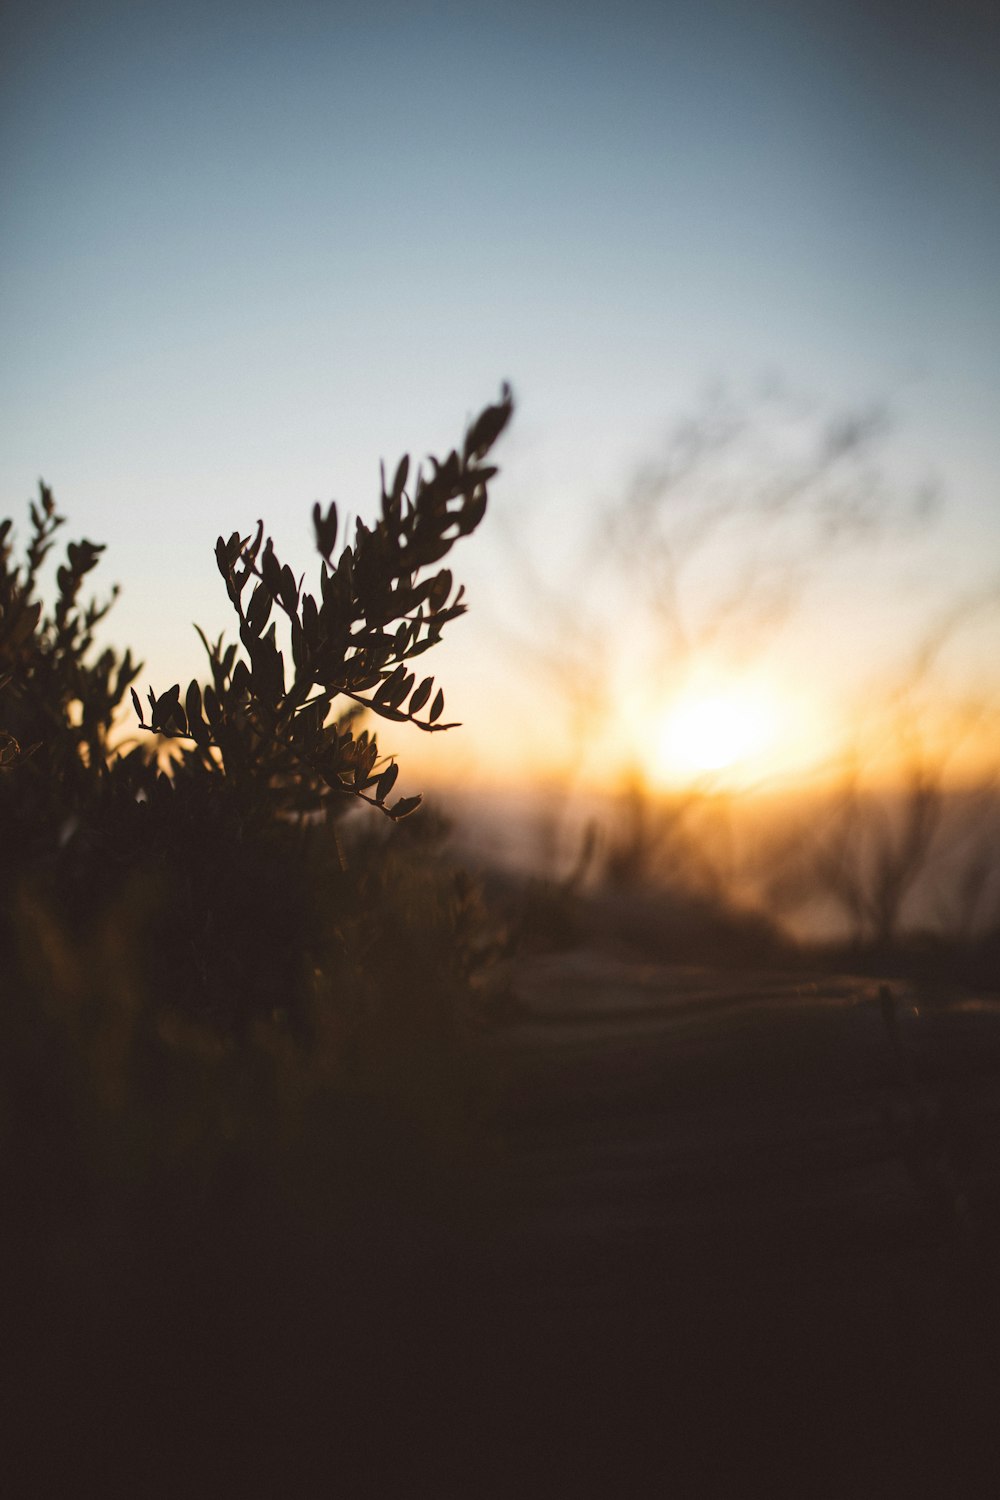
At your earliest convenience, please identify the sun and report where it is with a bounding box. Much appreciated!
[653,683,780,785]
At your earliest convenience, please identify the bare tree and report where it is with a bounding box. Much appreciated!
[495,385,939,890]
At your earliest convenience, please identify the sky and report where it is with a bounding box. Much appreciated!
[3,0,999,795]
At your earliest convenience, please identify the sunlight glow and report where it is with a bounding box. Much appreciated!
[653,684,781,784]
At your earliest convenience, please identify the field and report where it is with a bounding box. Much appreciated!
[9,947,1000,1496]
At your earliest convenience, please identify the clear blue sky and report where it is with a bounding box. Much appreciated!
[3,0,998,784]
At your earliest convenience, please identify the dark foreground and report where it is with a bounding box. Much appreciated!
[9,956,1000,1497]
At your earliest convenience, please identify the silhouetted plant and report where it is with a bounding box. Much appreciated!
[135,383,513,822]
[0,483,142,840]
[0,388,513,1208]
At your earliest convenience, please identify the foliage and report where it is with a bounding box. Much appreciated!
[0,485,141,836]
[0,388,513,1209]
[134,384,512,821]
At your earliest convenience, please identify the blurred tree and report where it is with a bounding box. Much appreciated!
[498,385,936,889]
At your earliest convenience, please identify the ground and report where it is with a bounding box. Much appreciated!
[470,953,1000,1494]
[9,954,1000,1496]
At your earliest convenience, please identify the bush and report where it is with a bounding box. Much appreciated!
[0,387,513,1208]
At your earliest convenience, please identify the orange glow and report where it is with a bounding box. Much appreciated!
[656,691,775,776]
[641,671,815,791]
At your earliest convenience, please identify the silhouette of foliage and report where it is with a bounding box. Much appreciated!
[0,484,141,835]
[0,389,512,1214]
[135,382,512,822]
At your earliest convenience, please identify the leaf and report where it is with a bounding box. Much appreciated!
[429,688,445,723]
[246,581,273,637]
[392,455,409,501]
[373,664,406,707]
[278,564,299,613]
[130,687,143,724]
[184,680,206,742]
[250,626,285,705]
[301,592,319,644]
[388,793,421,820]
[193,623,214,664]
[427,569,452,613]
[385,671,413,711]
[260,540,281,595]
[409,676,433,714]
[376,762,399,803]
[463,383,514,460]
[153,684,182,733]
[243,518,265,563]
[10,600,42,646]
[408,537,452,568]
[455,488,488,536]
[115,650,139,698]
[364,702,408,724]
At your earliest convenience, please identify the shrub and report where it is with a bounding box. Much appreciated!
[0,387,513,1205]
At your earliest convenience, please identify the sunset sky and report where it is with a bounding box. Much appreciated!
[3,0,998,794]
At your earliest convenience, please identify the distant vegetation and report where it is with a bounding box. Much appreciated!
[483,387,1000,988]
